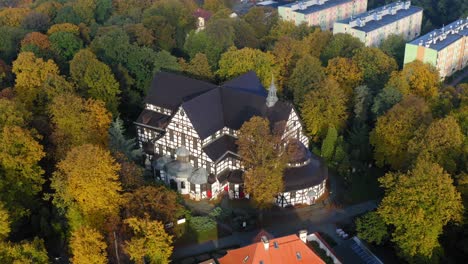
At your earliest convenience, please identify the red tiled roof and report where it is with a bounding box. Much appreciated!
[218,234,325,264]
[193,8,212,20]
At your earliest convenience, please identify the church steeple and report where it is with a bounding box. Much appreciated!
[266,74,278,108]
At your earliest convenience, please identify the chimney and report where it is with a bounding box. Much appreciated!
[261,236,269,250]
[299,230,308,243]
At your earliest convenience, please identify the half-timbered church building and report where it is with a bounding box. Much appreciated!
[135,71,328,207]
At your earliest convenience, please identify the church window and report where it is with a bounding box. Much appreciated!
[181,181,185,189]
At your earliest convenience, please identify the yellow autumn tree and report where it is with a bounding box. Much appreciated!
[12,52,60,110]
[47,23,80,36]
[326,57,363,96]
[378,158,463,260]
[124,216,173,264]
[386,60,440,99]
[49,93,111,160]
[0,8,30,27]
[217,47,277,88]
[0,126,45,221]
[0,202,10,240]
[70,227,107,264]
[301,78,349,141]
[370,96,432,170]
[51,144,122,230]
[237,117,288,211]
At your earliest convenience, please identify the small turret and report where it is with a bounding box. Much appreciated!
[266,74,278,108]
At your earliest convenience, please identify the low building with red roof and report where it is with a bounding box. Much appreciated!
[218,230,340,264]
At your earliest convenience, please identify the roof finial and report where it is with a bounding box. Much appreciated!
[266,73,278,108]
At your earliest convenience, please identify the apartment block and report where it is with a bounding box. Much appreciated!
[333,1,423,47]
[404,18,468,79]
[278,0,368,31]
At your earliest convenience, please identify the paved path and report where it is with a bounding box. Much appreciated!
[172,200,377,260]
[448,67,468,87]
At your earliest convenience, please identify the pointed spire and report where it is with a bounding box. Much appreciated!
[266,74,278,108]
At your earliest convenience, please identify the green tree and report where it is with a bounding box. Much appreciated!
[217,47,276,88]
[21,12,50,32]
[153,50,180,75]
[49,93,112,160]
[69,227,107,264]
[184,30,223,68]
[321,126,338,161]
[378,158,463,260]
[353,85,372,122]
[126,46,157,92]
[243,7,278,42]
[302,28,333,58]
[90,28,131,65]
[0,126,45,221]
[0,26,26,63]
[288,54,326,105]
[142,0,196,49]
[124,23,155,47]
[380,34,406,68]
[49,31,83,61]
[95,0,112,23]
[205,18,235,49]
[82,59,121,114]
[352,47,398,92]
[301,78,349,141]
[370,96,431,170]
[371,86,403,118]
[54,6,82,24]
[124,216,173,264]
[409,116,464,173]
[232,19,260,49]
[51,144,122,230]
[109,117,142,161]
[356,211,388,245]
[203,0,226,13]
[321,33,364,64]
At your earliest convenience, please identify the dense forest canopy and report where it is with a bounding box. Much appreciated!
[0,0,466,263]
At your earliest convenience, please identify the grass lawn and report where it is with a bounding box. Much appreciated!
[174,225,219,246]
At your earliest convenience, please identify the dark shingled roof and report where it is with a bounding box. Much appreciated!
[144,72,217,111]
[283,155,328,192]
[222,71,267,96]
[182,88,225,140]
[144,71,292,140]
[202,135,238,162]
